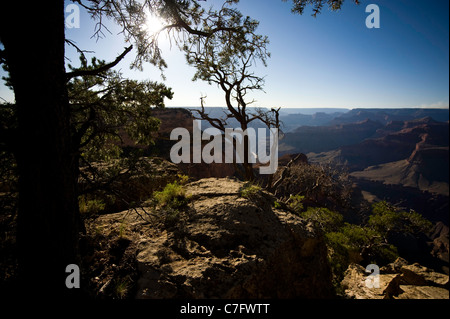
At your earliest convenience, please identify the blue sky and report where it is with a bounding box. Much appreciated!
[0,0,448,109]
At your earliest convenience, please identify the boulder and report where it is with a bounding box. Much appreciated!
[341,264,400,299]
[400,263,449,288]
[380,257,408,274]
[341,258,449,299]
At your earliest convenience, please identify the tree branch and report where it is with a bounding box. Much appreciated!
[65,39,95,61]
[190,101,226,132]
[66,45,133,81]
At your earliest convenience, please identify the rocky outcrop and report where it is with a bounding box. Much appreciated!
[136,178,334,299]
[341,258,449,299]
[89,178,334,299]
[340,264,400,299]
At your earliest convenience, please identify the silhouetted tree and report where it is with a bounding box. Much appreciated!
[183,2,280,180]
[0,2,82,297]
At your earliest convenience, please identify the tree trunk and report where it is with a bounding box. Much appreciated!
[1,2,81,297]
[243,135,255,181]
[240,121,254,181]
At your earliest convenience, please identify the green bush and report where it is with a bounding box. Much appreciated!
[300,206,343,233]
[79,195,106,215]
[325,231,352,286]
[340,223,398,264]
[153,181,188,209]
[287,195,305,214]
[368,201,432,237]
[297,203,405,286]
[325,223,398,287]
[240,183,262,199]
[177,174,189,185]
[273,200,282,209]
[114,277,131,299]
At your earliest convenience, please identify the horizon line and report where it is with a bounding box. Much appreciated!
[166,106,450,110]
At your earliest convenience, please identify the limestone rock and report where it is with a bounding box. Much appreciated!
[341,264,400,299]
[341,258,449,299]
[380,257,408,274]
[400,263,449,288]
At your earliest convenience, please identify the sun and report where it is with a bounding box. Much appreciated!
[145,13,166,36]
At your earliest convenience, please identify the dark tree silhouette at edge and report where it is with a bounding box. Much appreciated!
[0,1,81,297]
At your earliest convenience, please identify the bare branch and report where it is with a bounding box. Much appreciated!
[65,39,95,61]
[190,98,227,132]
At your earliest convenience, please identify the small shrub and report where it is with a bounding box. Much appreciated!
[368,201,432,237]
[177,174,189,185]
[273,200,282,209]
[154,181,188,209]
[300,207,343,233]
[287,195,305,214]
[325,231,352,287]
[114,277,131,299]
[79,195,106,215]
[240,183,262,199]
[118,219,128,239]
